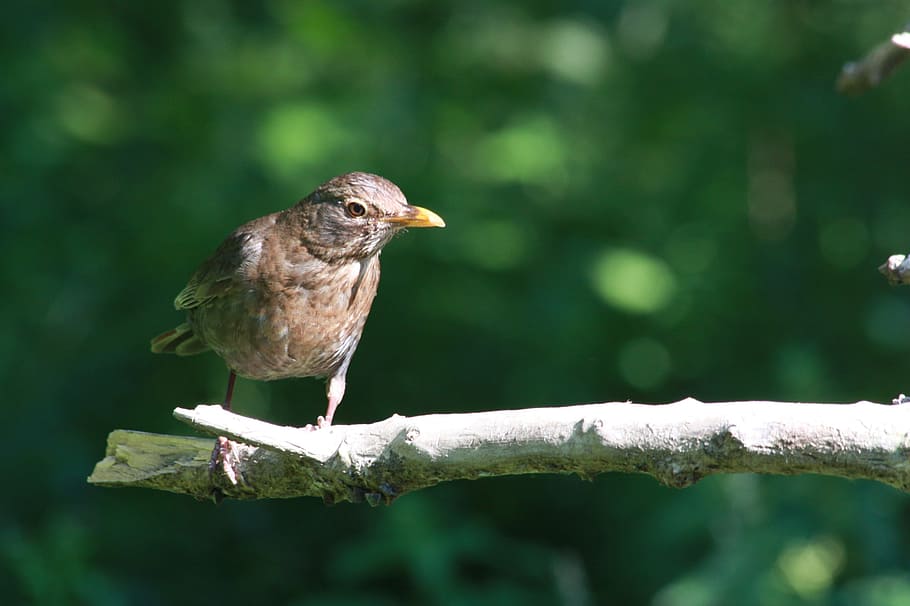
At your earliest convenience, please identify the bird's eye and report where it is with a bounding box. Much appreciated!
[345,201,367,217]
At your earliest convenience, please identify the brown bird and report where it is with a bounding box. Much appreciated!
[151,172,445,427]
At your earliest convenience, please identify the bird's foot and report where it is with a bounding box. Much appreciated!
[208,436,245,503]
[301,416,332,431]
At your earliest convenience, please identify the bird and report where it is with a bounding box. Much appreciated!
[150,172,445,428]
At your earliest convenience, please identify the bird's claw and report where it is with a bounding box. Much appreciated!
[208,436,244,488]
[302,416,332,431]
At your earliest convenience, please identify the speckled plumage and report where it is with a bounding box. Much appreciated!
[151,172,444,426]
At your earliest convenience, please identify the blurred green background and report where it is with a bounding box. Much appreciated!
[4,1,910,604]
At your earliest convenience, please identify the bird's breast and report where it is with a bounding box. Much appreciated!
[191,254,381,381]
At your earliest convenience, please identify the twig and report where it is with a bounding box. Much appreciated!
[837,27,910,94]
[880,254,910,285]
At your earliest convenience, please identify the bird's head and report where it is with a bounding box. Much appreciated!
[290,172,445,261]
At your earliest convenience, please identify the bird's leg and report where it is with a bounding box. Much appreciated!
[223,370,237,410]
[315,374,346,428]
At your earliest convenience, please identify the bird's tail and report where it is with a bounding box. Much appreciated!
[150,322,210,355]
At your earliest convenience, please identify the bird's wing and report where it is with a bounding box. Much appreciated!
[174,230,252,310]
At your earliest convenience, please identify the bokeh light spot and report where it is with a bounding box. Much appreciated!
[591,248,677,314]
[257,103,352,179]
[539,19,611,85]
[776,536,845,599]
[617,2,669,60]
[55,84,123,144]
[472,115,568,188]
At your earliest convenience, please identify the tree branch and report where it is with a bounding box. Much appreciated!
[880,253,910,286]
[837,26,910,94]
[87,400,910,504]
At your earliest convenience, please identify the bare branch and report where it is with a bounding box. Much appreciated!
[87,400,910,504]
[837,27,910,94]
[880,254,910,285]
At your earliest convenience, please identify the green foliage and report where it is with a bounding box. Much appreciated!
[3,1,910,604]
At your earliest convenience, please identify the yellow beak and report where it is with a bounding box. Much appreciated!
[383,205,446,228]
